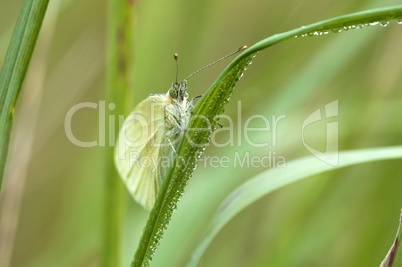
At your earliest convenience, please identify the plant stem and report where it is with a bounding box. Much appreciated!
[0,0,50,191]
[101,0,136,266]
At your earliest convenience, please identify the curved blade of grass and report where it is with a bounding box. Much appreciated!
[188,146,402,266]
[131,5,402,267]
[0,0,49,188]
[216,5,402,81]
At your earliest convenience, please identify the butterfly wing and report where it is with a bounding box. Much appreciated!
[114,95,173,209]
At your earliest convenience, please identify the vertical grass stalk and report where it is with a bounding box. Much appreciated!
[102,0,136,266]
[0,0,49,190]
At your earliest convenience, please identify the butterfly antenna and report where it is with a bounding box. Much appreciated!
[184,45,247,81]
[174,53,179,83]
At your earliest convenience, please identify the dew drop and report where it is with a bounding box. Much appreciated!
[397,19,402,25]
[369,22,379,26]
[331,28,341,33]
[380,21,389,27]
[356,24,364,29]
[293,35,299,39]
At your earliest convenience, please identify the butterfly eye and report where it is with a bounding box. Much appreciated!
[169,88,178,99]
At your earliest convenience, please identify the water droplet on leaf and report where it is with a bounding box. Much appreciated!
[380,21,389,27]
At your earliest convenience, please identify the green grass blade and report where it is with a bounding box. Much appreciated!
[0,0,49,190]
[131,5,402,267]
[217,5,402,81]
[131,53,255,267]
[188,146,402,266]
[102,0,136,266]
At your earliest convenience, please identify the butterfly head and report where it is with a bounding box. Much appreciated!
[169,80,188,103]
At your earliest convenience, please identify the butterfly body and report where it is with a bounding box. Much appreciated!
[114,46,247,209]
[114,81,190,209]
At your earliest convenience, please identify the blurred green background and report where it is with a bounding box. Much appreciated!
[1,0,401,266]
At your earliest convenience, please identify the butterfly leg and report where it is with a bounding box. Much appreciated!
[188,94,203,111]
[166,135,177,153]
